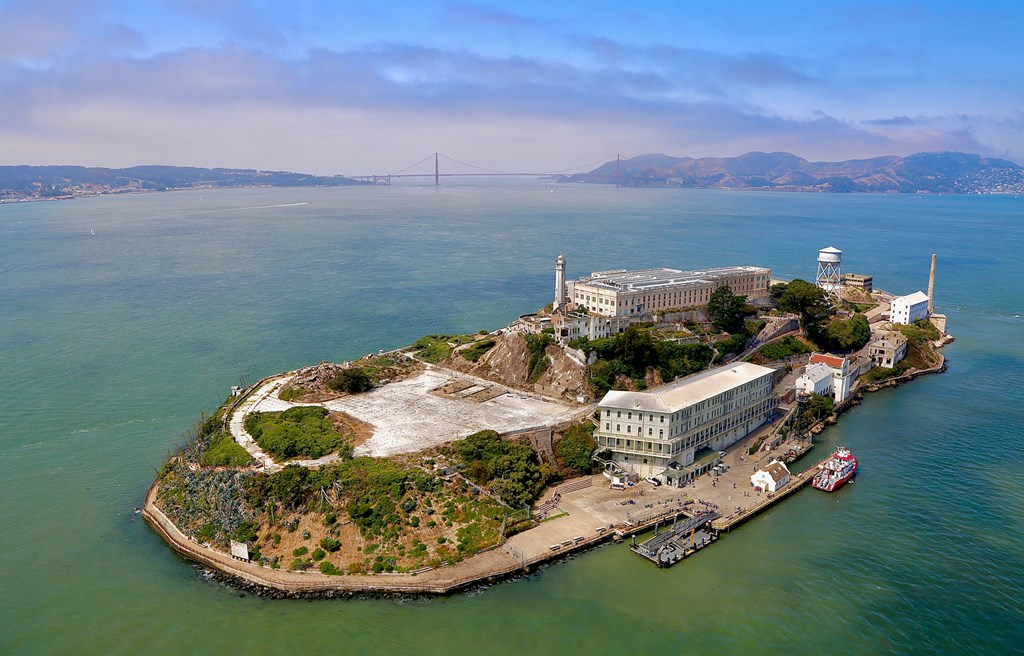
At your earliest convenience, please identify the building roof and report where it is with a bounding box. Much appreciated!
[578,265,769,293]
[819,246,842,254]
[799,362,833,384]
[230,540,250,560]
[893,291,929,306]
[809,353,846,370]
[598,362,775,413]
[762,460,790,483]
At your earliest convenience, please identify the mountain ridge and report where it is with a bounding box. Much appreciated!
[562,151,1023,193]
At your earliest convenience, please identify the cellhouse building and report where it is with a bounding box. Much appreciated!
[595,362,777,479]
[570,265,771,317]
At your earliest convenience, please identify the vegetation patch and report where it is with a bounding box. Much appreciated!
[244,406,352,460]
[408,334,477,363]
[757,335,812,361]
[200,432,253,467]
[327,367,373,394]
[579,325,712,397]
[524,334,553,383]
[459,338,496,363]
[554,423,597,476]
[452,429,548,507]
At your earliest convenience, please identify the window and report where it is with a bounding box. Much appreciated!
[605,423,610,430]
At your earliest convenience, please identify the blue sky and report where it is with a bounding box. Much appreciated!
[2,0,1022,174]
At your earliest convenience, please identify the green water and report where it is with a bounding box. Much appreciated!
[2,183,1022,654]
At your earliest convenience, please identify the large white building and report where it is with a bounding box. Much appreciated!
[595,362,777,478]
[890,291,930,325]
[572,266,771,317]
[808,353,853,404]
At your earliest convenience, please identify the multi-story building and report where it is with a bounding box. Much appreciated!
[795,362,834,398]
[842,273,873,293]
[868,332,908,369]
[594,362,777,478]
[890,291,930,325]
[808,353,853,404]
[572,266,772,317]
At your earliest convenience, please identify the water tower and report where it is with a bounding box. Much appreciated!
[816,246,842,296]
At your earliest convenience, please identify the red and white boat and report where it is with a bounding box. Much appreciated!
[812,446,858,492]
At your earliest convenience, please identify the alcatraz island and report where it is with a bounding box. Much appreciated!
[144,248,952,596]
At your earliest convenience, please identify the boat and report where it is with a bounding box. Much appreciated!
[812,446,858,492]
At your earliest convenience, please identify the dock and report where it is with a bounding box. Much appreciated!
[630,510,720,567]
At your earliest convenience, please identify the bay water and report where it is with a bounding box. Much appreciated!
[1,182,1022,654]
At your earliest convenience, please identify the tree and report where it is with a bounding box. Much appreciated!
[707,285,748,334]
[328,367,373,394]
[822,314,871,352]
[775,279,832,324]
[555,424,597,474]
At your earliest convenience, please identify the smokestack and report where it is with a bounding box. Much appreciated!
[927,253,936,314]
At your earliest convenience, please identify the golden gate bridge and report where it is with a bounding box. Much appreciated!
[349,152,630,186]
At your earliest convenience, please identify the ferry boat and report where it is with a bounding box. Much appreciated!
[811,446,858,492]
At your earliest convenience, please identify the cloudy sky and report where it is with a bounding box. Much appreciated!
[2,0,1023,175]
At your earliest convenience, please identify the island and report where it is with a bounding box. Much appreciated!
[143,248,952,597]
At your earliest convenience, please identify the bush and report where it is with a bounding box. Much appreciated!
[319,561,341,575]
[555,423,596,474]
[244,406,349,460]
[759,336,812,361]
[293,546,308,557]
[524,334,553,383]
[311,548,326,561]
[319,537,341,552]
[460,339,496,363]
[200,432,253,467]
[328,367,373,394]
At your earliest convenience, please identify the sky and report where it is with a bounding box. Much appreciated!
[2,0,1023,175]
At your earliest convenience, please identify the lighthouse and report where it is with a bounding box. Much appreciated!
[554,253,567,314]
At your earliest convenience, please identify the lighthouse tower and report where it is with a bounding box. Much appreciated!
[554,253,567,314]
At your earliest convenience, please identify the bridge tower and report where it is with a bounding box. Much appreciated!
[434,152,439,187]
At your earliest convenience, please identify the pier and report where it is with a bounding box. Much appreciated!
[630,510,720,567]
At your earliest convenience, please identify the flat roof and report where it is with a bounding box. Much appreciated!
[599,362,775,413]
[578,265,769,293]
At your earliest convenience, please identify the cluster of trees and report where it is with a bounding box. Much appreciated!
[454,430,547,508]
[707,285,752,334]
[554,423,597,475]
[244,406,352,460]
[574,325,713,396]
[771,279,871,353]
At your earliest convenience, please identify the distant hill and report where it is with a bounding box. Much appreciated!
[560,151,1024,193]
[0,165,369,200]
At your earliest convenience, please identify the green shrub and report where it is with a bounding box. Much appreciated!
[554,423,596,474]
[319,561,341,575]
[244,406,349,460]
[759,336,812,361]
[327,367,373,394]
[293,546,308,557]
[524,334,553,383]
[460,339,496,362]
[319,537,341,552]
[200,432,253,467]
[311,548,326,561]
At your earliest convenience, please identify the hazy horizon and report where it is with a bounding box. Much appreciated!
[3,1,1023,176]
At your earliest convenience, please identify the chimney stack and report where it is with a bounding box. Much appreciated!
[927,253,936,314]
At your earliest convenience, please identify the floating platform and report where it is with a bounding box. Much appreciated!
[630,511,720,567]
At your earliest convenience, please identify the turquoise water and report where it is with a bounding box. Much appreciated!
[2,183,1022,654]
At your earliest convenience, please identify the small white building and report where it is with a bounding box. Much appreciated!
[229,540,251,562]
[795,362,834,398]
[751,460,791,493]
[808,352,853,404]
[890,291,930,325]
